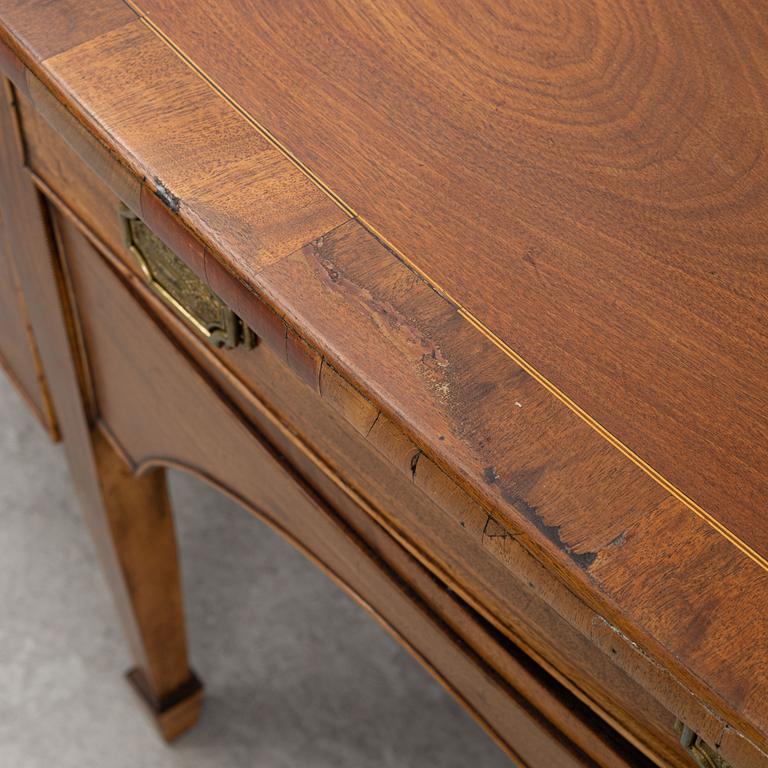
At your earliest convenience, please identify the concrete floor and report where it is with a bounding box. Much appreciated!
[0,373,511,767]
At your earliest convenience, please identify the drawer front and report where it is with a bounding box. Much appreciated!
[16,81,699,767]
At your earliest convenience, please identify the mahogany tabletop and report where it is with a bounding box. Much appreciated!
[130,0,768,561]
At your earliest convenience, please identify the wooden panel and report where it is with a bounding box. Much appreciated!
[0,207,55,434]
[59,208,612,768]
[125,0,768,569]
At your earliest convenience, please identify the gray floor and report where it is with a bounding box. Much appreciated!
[0,373,510,767]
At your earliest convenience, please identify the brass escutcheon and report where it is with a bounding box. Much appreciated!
[119,205,255,350]
[674,720,732,768]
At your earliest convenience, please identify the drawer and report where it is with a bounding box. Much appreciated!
[18,82,697,767]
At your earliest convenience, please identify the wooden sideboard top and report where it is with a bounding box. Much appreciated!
[129,0,768,563]
[1,0,766,757]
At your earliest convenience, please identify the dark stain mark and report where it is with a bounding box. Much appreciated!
[483,466,500,485]
[153,178,180,213]
[506,465,546,500]
[576,552,598,570]
[500,487,597,570]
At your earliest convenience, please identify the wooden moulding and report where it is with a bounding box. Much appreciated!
[0,35,27,95]
[1,7,767,767]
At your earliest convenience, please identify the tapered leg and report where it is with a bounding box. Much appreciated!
[0,80,201,741]
[91,428,203,741]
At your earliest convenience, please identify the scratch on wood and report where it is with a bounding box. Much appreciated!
[317,357,327,398]
[410,449,422,480]
[365,410,381,438]
[482,515,517,540]
[609,531,626,547]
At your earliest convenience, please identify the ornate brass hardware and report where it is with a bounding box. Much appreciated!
[119,206,255,350]
[675,720,731,768]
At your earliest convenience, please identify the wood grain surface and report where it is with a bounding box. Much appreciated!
[127,0,768,564]
[1,1,767,763]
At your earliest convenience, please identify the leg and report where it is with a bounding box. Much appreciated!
[92,428,203,741]
[0,80,201,741]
